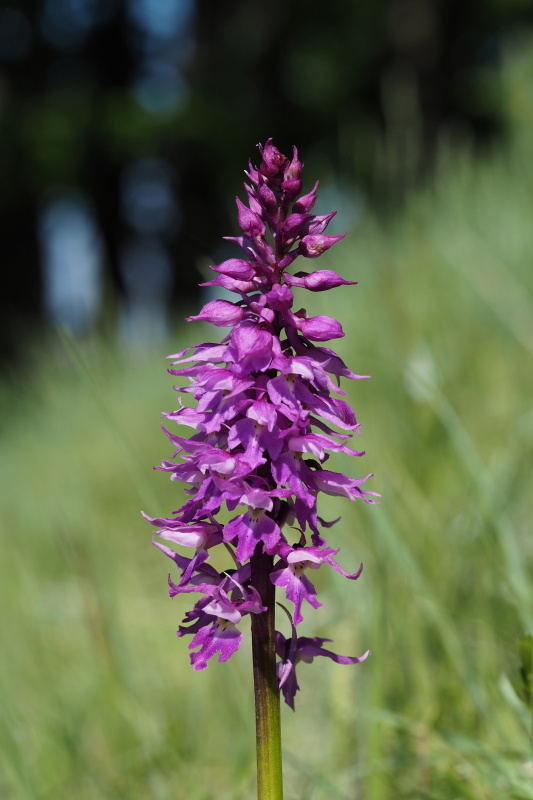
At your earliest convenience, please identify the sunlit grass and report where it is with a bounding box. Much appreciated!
[2,113,533,798]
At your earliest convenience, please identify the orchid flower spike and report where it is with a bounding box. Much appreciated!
[146,139,377,705]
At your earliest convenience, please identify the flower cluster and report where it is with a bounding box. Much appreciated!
[146,140,375,708]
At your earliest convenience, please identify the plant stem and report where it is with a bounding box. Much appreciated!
[250,549,283,800]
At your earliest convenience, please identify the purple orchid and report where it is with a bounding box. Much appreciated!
[271,539,363,626]
[147,139,376,706]
[276,617,371,710]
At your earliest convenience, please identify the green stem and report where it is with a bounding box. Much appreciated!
[250,550,283,800]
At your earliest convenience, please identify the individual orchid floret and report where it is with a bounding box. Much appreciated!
[271,542,363,625]
[275,612,370,710]
[157,542,264,671]
[188,579,266,670]
[145,515,223,585]
[188,617,244,670]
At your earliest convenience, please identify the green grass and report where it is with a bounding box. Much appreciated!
[3,91,533,799]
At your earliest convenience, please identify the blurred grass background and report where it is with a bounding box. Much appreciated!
[2,45,533,800]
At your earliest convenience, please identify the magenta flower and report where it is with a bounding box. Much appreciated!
[276,620,371,710]
[271,540,363,626]
[147,139,377,706]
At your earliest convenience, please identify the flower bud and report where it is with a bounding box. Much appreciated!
[299,233,345,258]
[300,315,344,341]
[282,147,303,199]
[281,178,302,200]
[257,176,277,210]
[236,197,266,237]
[283,213,307,240]
[187,299,245,327]
[300,211,337,237]
[258,138,287,177]
[244,183,264,218]
[211,258,256,280]
[293,181,319,213]
[284,270,356,292]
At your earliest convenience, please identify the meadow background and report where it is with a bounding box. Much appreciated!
[2,8,533,800]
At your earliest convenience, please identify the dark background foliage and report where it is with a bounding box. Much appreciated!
[1,0,532,361]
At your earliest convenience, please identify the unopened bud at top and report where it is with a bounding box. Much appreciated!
[258,138,288,177]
